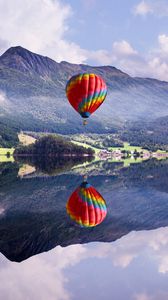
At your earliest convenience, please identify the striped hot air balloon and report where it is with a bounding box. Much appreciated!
[66,73,107,125]
[66,181,107,227]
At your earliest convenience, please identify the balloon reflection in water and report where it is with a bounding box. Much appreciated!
[66,180,107,227]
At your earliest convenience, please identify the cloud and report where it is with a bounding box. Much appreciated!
[133,1,153,16]
[158,34,168,54]
[0,245,87,300]
[82,227,168,273]
[147,34,168,80]
[134,293,152,300]
[0,208,5,215]
[134,292,168,300]
[87,49,112,65]
[86,40,139,69]
[0,39,9,54]
[0,0,86,63]
[111,227,168,274]
[88,35,168,81]
[133,1,168,17]
[112,40,138,56]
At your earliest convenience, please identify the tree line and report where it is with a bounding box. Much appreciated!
[14,135,95,157]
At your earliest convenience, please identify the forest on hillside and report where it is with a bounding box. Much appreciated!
[14,135,95,157]
[0,120,18,147]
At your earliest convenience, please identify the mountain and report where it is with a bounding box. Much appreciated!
[121,115,168,150]
[0,46,168,133]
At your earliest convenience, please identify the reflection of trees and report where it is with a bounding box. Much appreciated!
[0,162,19,186]
[15,156,93,175]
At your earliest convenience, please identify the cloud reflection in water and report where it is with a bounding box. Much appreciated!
[0,227,168,299]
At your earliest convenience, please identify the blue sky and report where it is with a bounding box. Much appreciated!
[65,0,156,52]
[0,0,168,80]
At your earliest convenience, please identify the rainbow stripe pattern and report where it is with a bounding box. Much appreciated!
[66,181,107,227]
[66,73,107,119]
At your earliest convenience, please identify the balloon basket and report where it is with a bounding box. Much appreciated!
[83,119,88,126]
[83,174,88,182]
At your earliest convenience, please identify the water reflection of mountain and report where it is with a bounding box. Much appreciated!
[0,159,168,262]
[120,159,168,194]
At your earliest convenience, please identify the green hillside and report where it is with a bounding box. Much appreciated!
[0,120,18,147]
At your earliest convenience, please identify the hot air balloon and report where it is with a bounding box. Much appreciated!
[66,73,107,125]
[66,179,107,227]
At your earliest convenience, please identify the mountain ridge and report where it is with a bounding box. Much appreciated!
[0,46,129,78]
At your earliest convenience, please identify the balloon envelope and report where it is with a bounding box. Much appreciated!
[66,181,107,227]
[66,73,107,119]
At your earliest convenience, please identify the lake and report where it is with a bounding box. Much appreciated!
[0,158,168,299]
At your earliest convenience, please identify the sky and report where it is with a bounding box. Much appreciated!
[0,0,168,80]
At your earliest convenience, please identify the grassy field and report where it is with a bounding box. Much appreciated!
[71,140,101,155]
[0,148,14,155]
[156,149,167,153]
[71,156,150,175]
[0,155,14,163]
[18,164,36,177]
[71,140,149,155]
[108,142,148,153]
[108,156,149,167]
[18,133,36,146]
[0,148,15,162]
[70,139,152,169]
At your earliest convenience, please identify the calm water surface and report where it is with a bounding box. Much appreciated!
[0,158,168,300]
